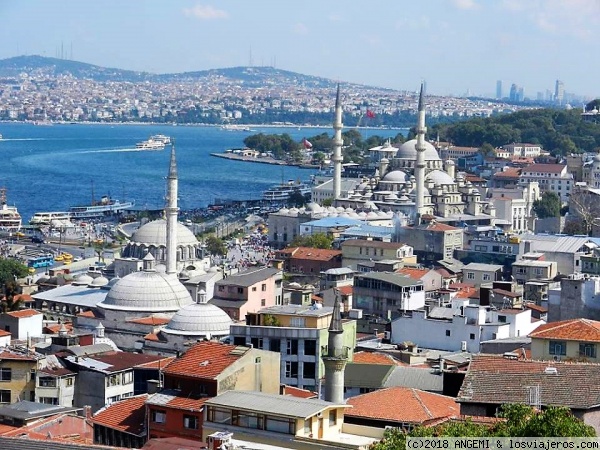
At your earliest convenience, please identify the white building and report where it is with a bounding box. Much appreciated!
[519,164,573,202]
[501,143,542,158]
[391,298,544,353]
[0,310,43,341]
[490,182,540,233]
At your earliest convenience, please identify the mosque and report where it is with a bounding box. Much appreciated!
[35,146,233,352]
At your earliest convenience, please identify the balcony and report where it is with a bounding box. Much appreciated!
[321,346,349,359]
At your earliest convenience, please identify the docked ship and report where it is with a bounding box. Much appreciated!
[69,196,135,220]
[135,138,165,151]
[0,188,21,232]
[30,211,73,227]
[150,134,172,145]
[262,180,312,202]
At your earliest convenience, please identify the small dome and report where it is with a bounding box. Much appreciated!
[289,282,302,289]
[131,219,198,246]
[445,159,456,166]
[382,170,408,183]
[279,208,290,215]
[396,139,440,160]
[594,153,600,163]
[73,274,94,286]
[162,303,233,337]
[426,170,455,185]
[91,276,109,287]
[367,211,379,219]
[380,157,389,163]
[336,206,345,212]
[377,210,388,217]
[305,202,323,213]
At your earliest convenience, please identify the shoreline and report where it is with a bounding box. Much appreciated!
[210,152,319,169]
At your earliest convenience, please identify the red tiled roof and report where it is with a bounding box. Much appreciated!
[425,222,460,232]
[397,267,430,280]
[0,330,11,337]
[44,323,74,334]
[0,350,36,361]
[39,367,76,377]
[346,387,459,424]
[5,309,41,318]
[525,303,548,313]
[166,395,209,411]
[353,351,403,366]
[528,318,600,342]
[493,168,522,178]
[144,332,161,342]
[83,352,167,373]
[337,285,353,296]
[522,163,566,174]
[77,310,98,318]
[143,437,208,450]
[278,247,341,261]
[127,316,171,326]
[0,424,19,435]
[135,356,176,370]
[93,394,148,436]
[162,341,247,379]
[281,385,318,399]
[436,268,453,278]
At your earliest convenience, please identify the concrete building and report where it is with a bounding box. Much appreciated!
[529,318,600,362]
[519,164,573,203]
[275,246,342,275]
[210,267,283,321]
[501,143,543,159]
[518,234,597,275]
[0,309,43,341]
[462,263,503,287]
[391,298,542,353]
[490,182,540,233]
[35,357,76,407]
[548,274,600,323]
[353,271,425,319]
[399,221,464,263]
[230,303,356,392]
[512,259,558,286]
[0,349,39,404]
[341,239,416,270]
[92,394,148,448]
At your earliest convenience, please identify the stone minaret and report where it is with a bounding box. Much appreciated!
[332,84,344,201]
[165,144,178,275]
[323,294,347,404]
[415,83,427,224]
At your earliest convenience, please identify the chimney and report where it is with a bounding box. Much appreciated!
[147,379,162,394]
[82,405,92,420]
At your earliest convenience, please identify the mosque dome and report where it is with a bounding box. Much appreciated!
[90,276,109,287]
[98,254,193,313]
[426,170,455,185]
[162,303,232,337]
[306,202,323,213]
[382,170,408,183]
[396,139,440,160]
[73,274,94,286]
[131,219,198,246]
[279,208,290,215]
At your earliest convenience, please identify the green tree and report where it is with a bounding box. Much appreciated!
[287,189,310,207]
[289,232,334,249]
[205,236,227,256]
[532,192,561,219]
[479,143,496,158]
[321,198,333,207]
[0,258,28,285]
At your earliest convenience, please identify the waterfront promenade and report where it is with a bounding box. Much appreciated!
[210,151,319,168]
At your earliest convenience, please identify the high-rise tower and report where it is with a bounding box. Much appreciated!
[555,80,564,105]
[414,83,427,225]
[323,295,348,404]
[496,80,503,99]
[165,143,178,275]
[332,84,344,201]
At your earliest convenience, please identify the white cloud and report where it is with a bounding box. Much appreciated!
[328,13,344,22]
[183,4,228,20]
[452,0,480,10]
[293,23,309,35]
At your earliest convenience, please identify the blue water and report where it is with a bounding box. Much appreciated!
[0,123,403,222]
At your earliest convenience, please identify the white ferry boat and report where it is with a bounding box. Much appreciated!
[0,188,21,232]
[262,180,312,202]
[135,138,165,151]
[69,196,135,220]
[150,134,172,145]
[30,211,72,226]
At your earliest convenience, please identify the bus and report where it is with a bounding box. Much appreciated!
[27,255,54,269]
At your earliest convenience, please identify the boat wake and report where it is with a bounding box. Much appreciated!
[75,147,147,154]
[0,138,46,141]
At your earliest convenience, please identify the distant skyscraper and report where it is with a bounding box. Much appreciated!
[496,80,502,99]
[555,80,565,105]
[518,87,524,102]
[509,83,518,102]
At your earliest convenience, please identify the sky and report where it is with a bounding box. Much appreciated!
[1,0,599,98]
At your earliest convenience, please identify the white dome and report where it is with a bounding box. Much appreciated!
[382,170,408,183]
[131,219,198,246]
[91,276,109,287]
[367,211,379,219]
[305,202,323,213]
[426,169,455,185]
[279,208,290,215]
[73,274,94,286]
[396,139,440,160]
[162,303,232,337]
[99,262,193,313]
[594,153,600,163]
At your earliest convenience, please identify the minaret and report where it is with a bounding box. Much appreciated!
[415,83,427,224]
[166,144,178,275]
[323,295,348,404]
[332,84,344,201]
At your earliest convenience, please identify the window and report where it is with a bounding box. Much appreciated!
[66,377,74,387]
[304,340,316,356]
[152,410,166,423]
[329,410,337,426]
[285,361,299,378]
[286,339,298,355]
[250,337,263,349]
[0,390,9,403]
[549,340,566,356]
[290,317,305,327]
[0,368,11,382]
[469,333,475,340]
[237,287,244,294]
[579,343,597,358]
[482,274,491,281]
[445,330,451,337]
[262,283,267,292]
[38,377,56,387]
[270,339,281,353]
[122,371,133,385]
[252,287,257,292]
[261,298,266,307]
[466,272,475,280]
[498,315,506,323]
[183,414,199,429]
[304,418,312,434]
[39,397,58,405]
[107,374,121,387]
[233,336,246,346]
[303,362,316,379]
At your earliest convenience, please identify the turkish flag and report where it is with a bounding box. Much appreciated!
[366,110,376,118]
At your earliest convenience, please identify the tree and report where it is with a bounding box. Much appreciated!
[479,143,496,158]
[288,189,310,207]
[532,191,561,219]
[205,236,227,256]
[289,232,334,249]
[568,188,600,235]
[0,259,28,313]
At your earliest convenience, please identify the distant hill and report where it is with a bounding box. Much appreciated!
[0,55,383,90]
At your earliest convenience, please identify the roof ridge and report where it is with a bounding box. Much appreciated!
[411,388,433,419]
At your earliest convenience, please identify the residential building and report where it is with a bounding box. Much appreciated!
[519,163,572,202]
[528,318,600,362]
[391,298,543,353]
[457,354,600,434]
[209,267,283,321]
[230,304,356,391]
[0,331,10,348]
[275,246,342,275]
[0,349,39,404]
[512,260,557,286]
[320,267,354,291]
[518,234,597,275]
[341,239,416,270]
[0,310,43,341]
[0,400,82,429]
[35,364,76,407]
[462,263,503,287]
[401,221,464,264]
[396,267,443,296]
[344,387,458,432]
[146,389,208,442]
[501,143,542,159]
[547,274,600,322]
[92,394,148,448]
[353,271,425,320]
[203,390,376,449]
[490,182,540,233]
[491,167,521,189]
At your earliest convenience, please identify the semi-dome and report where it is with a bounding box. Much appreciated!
[382,170,408,182]
[131,219,198,246]
[98,254,193,312]
[396,139,440,160]
[162,303,232,337]
[426,170,455,185]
